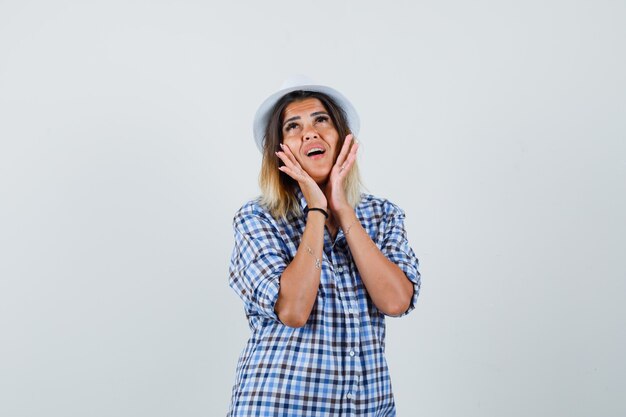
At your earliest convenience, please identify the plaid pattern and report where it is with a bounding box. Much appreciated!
[228,186,420,416]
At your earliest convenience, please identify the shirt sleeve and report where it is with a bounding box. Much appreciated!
[228,206,288,323]
[379,202,421,317]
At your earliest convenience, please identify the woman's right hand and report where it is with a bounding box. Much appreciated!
[276,143,327,210]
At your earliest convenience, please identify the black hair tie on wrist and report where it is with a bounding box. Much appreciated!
[305,207,329,219]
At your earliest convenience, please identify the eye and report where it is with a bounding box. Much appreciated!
[284,122,299,132]
[315,115,329,124]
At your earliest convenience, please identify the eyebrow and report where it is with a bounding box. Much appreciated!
[283,111,329,127]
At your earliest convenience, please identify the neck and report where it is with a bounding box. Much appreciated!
[325,212,340,235]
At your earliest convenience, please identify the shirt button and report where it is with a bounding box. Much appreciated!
[346,393,354,400]
[348,308,355,314]
[336,266,343,273]
[349,350,356,357]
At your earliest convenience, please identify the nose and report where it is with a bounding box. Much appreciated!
[302,124,318,141]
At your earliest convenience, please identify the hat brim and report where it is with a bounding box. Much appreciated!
[253,83,360,153]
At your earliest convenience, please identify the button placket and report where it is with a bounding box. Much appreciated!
[332,232,361,409]
[330,229,344,249]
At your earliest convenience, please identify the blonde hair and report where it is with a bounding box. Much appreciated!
[257,91,364,221]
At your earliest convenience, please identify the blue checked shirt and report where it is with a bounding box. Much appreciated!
[228,186,421,416]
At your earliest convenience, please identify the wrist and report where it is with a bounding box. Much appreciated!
[336,207,357,227]
[306,206,329,219]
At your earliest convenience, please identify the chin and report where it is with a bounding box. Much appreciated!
[313,175,330,186]
[311,171,330,182]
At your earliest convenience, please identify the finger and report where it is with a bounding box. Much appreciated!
[276,151,307,180]
[275,150,300,172]
[347,139,359,161]
[280,143,304,170]
[278,165,295,177]
[336,134,353,164]
[337,141,359,175]
[275,150,289,167]
[278,164,305,182]
[334,134,354,169]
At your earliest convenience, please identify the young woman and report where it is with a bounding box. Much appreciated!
[228,75,421,416]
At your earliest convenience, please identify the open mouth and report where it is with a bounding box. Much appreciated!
[306,148,326,159]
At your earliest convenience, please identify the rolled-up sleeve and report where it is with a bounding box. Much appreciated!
[228,207,288,323]
[379,203,421,317]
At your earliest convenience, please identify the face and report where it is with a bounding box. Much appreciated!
[281,98,340,185]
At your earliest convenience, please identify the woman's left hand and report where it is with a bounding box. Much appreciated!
[325,134,359,216]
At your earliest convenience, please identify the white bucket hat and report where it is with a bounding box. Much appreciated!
[252,75,360,153]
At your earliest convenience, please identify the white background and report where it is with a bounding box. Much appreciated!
[1,1,624,416]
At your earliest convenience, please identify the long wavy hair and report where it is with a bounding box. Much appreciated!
[258,90,363,221]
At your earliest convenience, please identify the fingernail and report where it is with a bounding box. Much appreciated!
[280,143,284,148]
